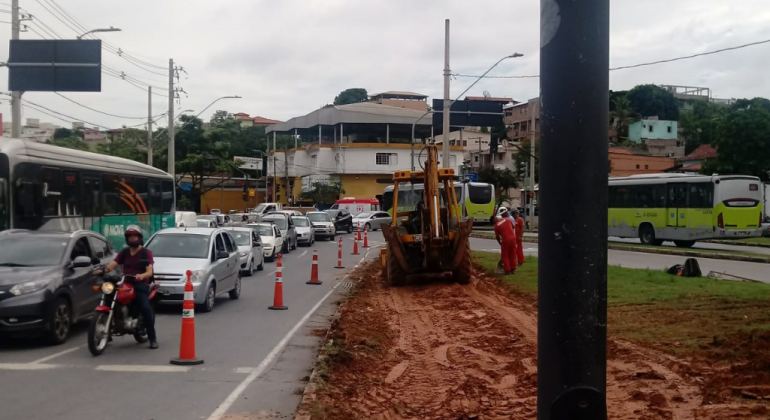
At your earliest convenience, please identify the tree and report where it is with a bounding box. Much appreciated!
[627,84,679,120]
[300,182,345,205]
[679,101,725,154]
[47,136,89,151]
[610,95,636,141]
[702,107,770,181]
[333,88,368,105]
[478,165,518,209]
[210,110,233,125]
[53,128,75,139]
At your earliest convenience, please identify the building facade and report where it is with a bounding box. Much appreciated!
[504,98,539,142]
[2,118,59,142]
[609,148,675,177]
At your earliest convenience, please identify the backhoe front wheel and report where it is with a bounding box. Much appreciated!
[453,239,472,285]
[386,248,405,287]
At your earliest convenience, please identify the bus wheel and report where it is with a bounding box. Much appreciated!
[639,225,657,246]
[674,240,696,248]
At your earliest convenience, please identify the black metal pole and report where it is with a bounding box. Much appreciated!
[538,0,609,418]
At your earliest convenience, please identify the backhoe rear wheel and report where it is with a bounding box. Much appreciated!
[453,239,472,285]
[386,248,405,287]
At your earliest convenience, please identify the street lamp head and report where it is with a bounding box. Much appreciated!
[77,27,122,40]
[508,53,524,58]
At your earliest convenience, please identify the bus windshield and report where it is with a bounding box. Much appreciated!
[717,178,763,205]
[468,184,493,205]
[0,178,8,231]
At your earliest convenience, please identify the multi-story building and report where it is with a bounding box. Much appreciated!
[660,85,736,112]
[628,118,683,157]
[264,99,463,204]
[1,118,60,142]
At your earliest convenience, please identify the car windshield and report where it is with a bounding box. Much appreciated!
[197,220,212,227]
[0,236,68,266]
[252,225,273,236]
[198,215,216,220]
[146,234,210,259]
[355,212,373,219]
[326,210,339,218]
[294,218,310,227]
[230,231,252,246]
[308,213,331,222]
[253,204,267,213]
[263,218,287,230]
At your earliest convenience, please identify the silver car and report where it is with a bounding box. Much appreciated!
[307,211,336,240]
[351,211,392,231]
[146,228,242,313]
[292,216,316,246]
[228,227,265,276]
[248,223,284,262]
[262,214,297,253]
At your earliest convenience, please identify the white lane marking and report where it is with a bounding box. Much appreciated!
[96,364,190,373]
[0,363,60,370]
[30,345,84,364]
[234,367,255,374]
[267,270,276,276]
[299,250,308,258]
[206,287,338,420]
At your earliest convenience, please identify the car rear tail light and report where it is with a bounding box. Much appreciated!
[718,213,724,229]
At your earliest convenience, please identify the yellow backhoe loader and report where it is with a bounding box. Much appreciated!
[380,143,474,286]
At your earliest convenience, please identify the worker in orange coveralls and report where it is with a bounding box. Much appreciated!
[512,208,525,266]
[494,209,518,274]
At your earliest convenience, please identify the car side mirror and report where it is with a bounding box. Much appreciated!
[217,251,230,260]
[72,256,93,268]
[91,257,101,265]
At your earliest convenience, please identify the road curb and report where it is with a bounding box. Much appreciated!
[469,233,770,263]
[703,239,770,249]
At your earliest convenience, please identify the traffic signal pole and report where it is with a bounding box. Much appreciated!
[537,0,609,418]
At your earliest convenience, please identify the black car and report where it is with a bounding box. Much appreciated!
[0,230,115,344]
[325,209,353,233]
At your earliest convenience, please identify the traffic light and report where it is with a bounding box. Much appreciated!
[518,161,528,177]
[242,184,248,193]
[490,134,499,154]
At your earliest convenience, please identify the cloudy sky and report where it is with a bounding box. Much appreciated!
[1,0,769,131]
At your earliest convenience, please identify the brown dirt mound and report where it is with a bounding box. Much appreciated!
[299,261,770,419]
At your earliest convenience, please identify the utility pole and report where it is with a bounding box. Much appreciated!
[537,0,609,418]
[167,59,175,177]
[285,151,290,206]
[441,19,451,168]
[147,87,153,166]
[10,0,22,138]
[272,157,277,202]
[528,97,537,231]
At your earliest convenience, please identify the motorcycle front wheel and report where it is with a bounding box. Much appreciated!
[88,313,111,356]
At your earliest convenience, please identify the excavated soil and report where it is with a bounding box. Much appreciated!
[299,260,769,419]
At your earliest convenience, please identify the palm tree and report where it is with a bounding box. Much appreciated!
[611,96,636,142]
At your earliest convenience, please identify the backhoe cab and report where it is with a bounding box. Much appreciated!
[380,145,474,286]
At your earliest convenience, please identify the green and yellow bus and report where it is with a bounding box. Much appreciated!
[0,138,175,249]
[381,181,495,224]
[608,174,763,247]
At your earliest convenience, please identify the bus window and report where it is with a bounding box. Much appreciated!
[82,176,101,216]
[134,177,149,214]
[688,183,714,208]
[118,176,135,214]
[468,184,492,205]
[149,180,162,214]
[161,180,174,214]
[42,167,62,217]
[0,178,7,230]
[63,171,80,216]
[103,175,119,215]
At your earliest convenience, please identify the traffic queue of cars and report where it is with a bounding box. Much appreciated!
[0,207,371,345]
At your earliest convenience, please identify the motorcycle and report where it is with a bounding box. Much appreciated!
[87,269,159,356]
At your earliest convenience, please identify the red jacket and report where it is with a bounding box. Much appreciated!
[494,217,516,242]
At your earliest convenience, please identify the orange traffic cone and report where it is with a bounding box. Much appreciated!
[335,236,345,269]
[351,236,360,255]
[307,249,322,285]
[357,222,362,240]
[363,225,370,248]
[269,254,287,310]
[170,270,204,366]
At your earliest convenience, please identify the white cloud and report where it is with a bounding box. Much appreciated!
[1,0,768,130]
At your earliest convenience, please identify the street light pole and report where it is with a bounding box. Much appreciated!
[442,19,451,168]
[10,0,21,138]
[77,27,121,39]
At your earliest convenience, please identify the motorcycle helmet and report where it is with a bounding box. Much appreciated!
[124,225,144,247]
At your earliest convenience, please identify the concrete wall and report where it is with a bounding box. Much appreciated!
[609,150,674,177]
[647,138,685,157]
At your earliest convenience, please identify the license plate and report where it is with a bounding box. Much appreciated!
[740,231,750,236]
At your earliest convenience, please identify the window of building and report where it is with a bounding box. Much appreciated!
[376,153,398,165]
[511,153,516,160]
[676,140,684,147]
[449,140,455,146]
[449,155,457,167]
[289,156,295,164]
[636,164,640,169]
[648,125,654,133]
[462,140,467,146]
[311,155,317,167]
[645,165,649,169]
[667,126,672,133]
[474,156,479,162]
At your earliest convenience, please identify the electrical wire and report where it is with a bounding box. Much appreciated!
[453,38,770,79]
[54,93,166,120]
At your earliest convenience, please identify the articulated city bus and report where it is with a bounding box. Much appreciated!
[608,173,763,247]
[0,138,175,249]
[381,181,495,223]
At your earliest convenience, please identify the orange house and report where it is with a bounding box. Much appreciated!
[609,148,674,177]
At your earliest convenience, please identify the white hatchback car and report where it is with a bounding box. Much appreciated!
[227,227,264,276]
[248,223,284,262]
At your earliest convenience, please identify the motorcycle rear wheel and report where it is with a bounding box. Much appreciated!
[88,313,110,356]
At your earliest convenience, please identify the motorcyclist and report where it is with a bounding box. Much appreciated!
[97,225,158,349]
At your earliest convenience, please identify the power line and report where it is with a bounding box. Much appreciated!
[452,38,770,79]
[54,93,166,120]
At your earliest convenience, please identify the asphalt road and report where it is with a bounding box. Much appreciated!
[471,236,770,283]
[2,230,766,420]
[0,231,385,420]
